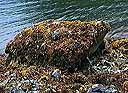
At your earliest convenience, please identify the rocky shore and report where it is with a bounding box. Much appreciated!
[0,20,128,93]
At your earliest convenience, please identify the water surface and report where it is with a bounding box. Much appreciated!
[0,0,128,53]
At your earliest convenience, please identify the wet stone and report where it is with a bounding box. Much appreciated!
[87,84,105,93]
[51,30,60,40]
[51,69,61,78]
[87,84,118,93]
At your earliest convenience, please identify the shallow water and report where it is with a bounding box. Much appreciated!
[0,0,128,53]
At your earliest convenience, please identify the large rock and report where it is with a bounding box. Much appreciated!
[5,20,111,69]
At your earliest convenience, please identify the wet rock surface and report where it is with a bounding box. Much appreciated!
[5,20,110,70]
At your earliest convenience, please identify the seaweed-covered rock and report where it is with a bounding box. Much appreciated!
[92,38,128,74]
[104,37,128,73]
[5,20,111,69]
[105,27,128,61]
[107,38,128,59]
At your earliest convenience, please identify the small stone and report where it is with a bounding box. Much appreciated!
[87,84,105,93]
[105,85,118,93]
[51,30,60,40]
[10,73,16,78]
[87,84,119,93]
[51,69,61,78]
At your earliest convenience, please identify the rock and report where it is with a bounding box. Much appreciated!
[111,38,127,55]
[105,85,118,93]
[5,20,111,70]
[103,37,128,73]
[105,37,128,61]
[93,36,128,73]
[51,69,61,78]
[87,84,118,93]
[9,87,19,93]
[87,84,105,93]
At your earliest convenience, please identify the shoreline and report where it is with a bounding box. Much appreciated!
[0,20,128,93]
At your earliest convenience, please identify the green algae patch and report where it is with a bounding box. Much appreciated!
[5,20,111,69]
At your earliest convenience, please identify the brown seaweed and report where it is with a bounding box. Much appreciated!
[5,20,111,70]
